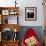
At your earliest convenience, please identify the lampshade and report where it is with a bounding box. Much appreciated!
[13,28,17,32]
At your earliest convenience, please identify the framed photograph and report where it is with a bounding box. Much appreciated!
[25,7,37,21]
[2,10,9,15]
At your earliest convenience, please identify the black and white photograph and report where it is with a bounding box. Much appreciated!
[25,7,37,21]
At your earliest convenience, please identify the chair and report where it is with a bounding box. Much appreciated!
[21,28,41,46]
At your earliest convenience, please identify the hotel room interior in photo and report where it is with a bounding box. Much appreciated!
[0,0,45,46]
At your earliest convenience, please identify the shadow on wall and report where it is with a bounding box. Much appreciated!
[18,26,44,45]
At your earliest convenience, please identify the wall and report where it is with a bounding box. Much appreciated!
[18,0,44,26]
[0,0,44,26]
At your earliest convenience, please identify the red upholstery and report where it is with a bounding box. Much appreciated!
[21,28,41,46]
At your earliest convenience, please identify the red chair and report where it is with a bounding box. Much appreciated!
[21,28,41,46]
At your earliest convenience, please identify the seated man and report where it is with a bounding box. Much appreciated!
[21,28,41,46]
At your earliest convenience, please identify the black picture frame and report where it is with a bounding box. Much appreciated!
[25,7,37,21]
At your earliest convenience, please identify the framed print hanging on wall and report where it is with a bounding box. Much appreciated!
[25,7,37,21]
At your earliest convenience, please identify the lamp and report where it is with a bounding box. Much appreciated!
[14,28,17,32]
[15,0,17,7]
